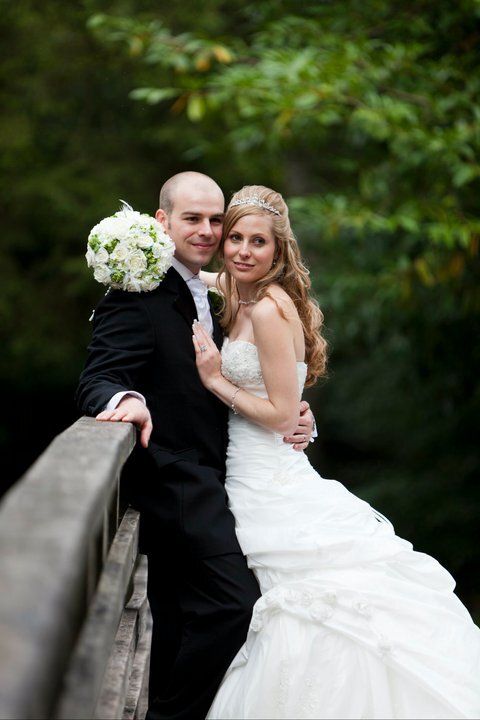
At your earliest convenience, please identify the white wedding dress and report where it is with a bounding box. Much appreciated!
[207,339,480,719]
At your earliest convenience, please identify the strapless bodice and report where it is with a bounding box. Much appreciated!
[221,337,308,453]
[221,337,307,398]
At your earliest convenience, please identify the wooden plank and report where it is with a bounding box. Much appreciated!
[95,607,138,719]
[94,555,151,720]
[54,508,140,720]
[123,610,152,720]
[0,418,136,720]
[123,557,152,720]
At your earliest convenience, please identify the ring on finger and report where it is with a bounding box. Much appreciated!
[200,345,207,352]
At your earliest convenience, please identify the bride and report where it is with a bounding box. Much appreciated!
[192,185,480,719]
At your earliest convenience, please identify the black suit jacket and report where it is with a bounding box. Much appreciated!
[76,267,239,556]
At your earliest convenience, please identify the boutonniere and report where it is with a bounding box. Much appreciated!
[85,200,175,293]
[208,286,225,315]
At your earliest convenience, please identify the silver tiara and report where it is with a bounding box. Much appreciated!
[229,195,281,216]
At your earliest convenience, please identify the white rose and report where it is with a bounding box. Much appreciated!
[141,277,160,292]
[125,277,142,292]
[88,221,104,238]
[85,246,96,266]
[163,243,175,258]
[93,264,112,284]
[151,242,164,258]
[136,234,154,249]
[128,250,148,274]
[96,217,118,238]
[95,247,109,264]
[152,240,171,257]
[111,242,130,261]
[117,217,136,236]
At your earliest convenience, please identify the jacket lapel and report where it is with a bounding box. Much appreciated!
[163,267,197,329]
[209,295,224,350]
[174,289,197,329]
[164,267,223,348]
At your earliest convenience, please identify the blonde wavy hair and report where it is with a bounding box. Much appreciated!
[217,185,327,387]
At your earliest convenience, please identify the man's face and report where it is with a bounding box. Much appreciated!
[156,183,224,274]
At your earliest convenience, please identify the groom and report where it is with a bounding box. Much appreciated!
[76,171,313,720]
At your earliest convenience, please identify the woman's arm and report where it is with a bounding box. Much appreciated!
[192,297,300,436]
[199,270,217,287]
[199,270,228,294]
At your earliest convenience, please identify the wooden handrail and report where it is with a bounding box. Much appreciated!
[0,417,150,720]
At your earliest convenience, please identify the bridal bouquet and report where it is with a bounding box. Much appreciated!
[86,201,175,292]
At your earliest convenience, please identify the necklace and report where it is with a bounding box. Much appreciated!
[238,299,258,305]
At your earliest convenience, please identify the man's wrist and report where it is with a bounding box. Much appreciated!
[105,390,146,411]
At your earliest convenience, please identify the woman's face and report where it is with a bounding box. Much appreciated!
[223,214,276,286]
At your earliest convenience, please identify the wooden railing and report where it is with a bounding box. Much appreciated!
[0,417,151,720]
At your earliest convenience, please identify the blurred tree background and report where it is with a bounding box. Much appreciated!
[1,0,479,615]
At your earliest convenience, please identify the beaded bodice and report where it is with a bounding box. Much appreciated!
[221,338,307,398]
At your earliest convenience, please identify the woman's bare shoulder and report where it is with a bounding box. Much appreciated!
[253,285,297,319]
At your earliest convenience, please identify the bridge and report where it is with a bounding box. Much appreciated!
[0,417,150,720]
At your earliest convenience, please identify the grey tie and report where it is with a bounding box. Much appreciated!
[187,275,213,336]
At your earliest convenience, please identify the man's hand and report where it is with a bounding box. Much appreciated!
[283,400,314,451]
[96,396,152,448]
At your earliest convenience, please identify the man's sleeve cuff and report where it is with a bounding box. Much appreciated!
[105,391,146,411]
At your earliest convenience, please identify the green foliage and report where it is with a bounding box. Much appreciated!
[1,0,479,612]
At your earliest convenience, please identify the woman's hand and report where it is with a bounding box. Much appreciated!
[192,320,223,389]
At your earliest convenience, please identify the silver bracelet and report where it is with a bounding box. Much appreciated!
[231,386,242,415]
